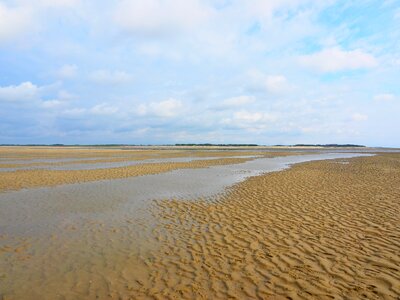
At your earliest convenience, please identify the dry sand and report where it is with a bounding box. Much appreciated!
[146,153,400,299]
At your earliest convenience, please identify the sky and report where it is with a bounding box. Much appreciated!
[0,0,399,146]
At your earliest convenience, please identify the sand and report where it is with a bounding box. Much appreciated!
[0,147,305,192]
[0,157,253,192]
[0,146,272,160]
[0,150,399,299]
[0,148,261,168]
[147,153,400,299]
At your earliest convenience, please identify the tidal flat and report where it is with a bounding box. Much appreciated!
[0,146,399,299]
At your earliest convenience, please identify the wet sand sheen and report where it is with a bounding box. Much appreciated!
[0,151,399,299]
[0,149,266,170]
[0,157,250,192]
[0,149,307,192]
[0,153,365,236]
[0,155,259,172]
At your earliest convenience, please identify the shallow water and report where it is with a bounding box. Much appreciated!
[0,153,370,233]
[0,155,258,172]
[0,157,113,164]
[0,152,372,299]
[48,155,258,171]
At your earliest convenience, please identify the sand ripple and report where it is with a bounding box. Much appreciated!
[147,154,400,299]
[1,151,398,299]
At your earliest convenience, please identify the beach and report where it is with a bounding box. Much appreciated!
[3,0,399,298]
[151,153,400,299]
[0,147,399,299]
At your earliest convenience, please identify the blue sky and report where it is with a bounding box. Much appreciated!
[0,0,399,146]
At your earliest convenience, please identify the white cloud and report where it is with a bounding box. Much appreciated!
[137,98,183,117]
[352,113,368,122]
[37,0,81,8]
[247,71,289,93]
[221,110,277,130]
[223,95,255,107]
[57,90,75,100]
[234,111,265,123]
[136,104,148,116]
[265,75,288,93]
[1,1,398,145]
[0,0,81,43]
[90,103,118,115]
[41,99,66,108]
[41,90,75,109]
[374,93,396,101]
[89,70,133,84]
[150,98,183,117]
[114,0,213,36]
[299,47,378,72]
[0,3,32,42]
[233,110,277,123]
[57,64,78,79]
[0,82,39,102]
[62,108,86,117]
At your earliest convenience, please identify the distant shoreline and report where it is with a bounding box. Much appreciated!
[0,143,366,148]
[2,144,400,151]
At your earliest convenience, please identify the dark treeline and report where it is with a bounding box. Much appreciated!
[0,144,131,147]
[174,143,258,147]
[0,144,127,147]
[291,144,366,148]
[1,143,366,148]
[0,144,70,146]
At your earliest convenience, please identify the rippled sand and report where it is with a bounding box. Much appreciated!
[150,154,400,299]
[0,148,399,299]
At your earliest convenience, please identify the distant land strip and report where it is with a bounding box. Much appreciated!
[287,144,365,147]
[0,143,365,147]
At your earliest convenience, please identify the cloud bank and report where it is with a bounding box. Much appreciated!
[0,0,399,146]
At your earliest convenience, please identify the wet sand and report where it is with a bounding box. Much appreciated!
[0,147,264,170]
[0,157,253,192]
[0,148,399,299]
[0,147,306,193]
[0,155,260,172]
